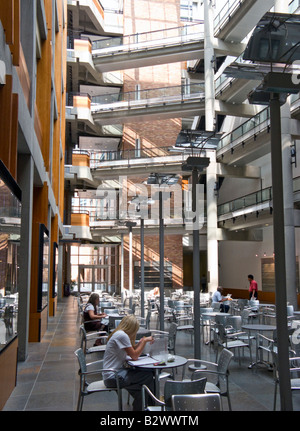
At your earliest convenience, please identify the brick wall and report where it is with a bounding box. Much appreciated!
[121,0,184,292]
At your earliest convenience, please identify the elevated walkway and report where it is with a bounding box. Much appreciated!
[218,177,300,230]
[91,149,201,180]
[92,24,205,73]
[214,0,275,43]
[91,83,205,125]
[67,38,123,87]
[67,0,123,36]
[216,106,300,165]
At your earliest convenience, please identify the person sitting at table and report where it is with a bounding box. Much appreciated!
[83,292,108,333]
[212,286,230,313]
[103,314,155,411]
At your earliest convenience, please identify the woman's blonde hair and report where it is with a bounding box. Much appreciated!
[108,314,140,345]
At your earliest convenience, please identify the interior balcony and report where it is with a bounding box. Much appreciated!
[67,0,106,35]
[66,92,123,138]
[64,150,101,189]
[216,106,300,166]
[67,37,123,87]
[215,73,261,105]
[214,0,275,43]
[91,83,206,125]
[218,177,300,231]
[90,146,205,180]
[92,23,205,73]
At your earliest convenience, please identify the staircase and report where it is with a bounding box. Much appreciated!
[134,262,172,291]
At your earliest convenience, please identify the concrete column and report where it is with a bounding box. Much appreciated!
[17,154,34,361]
[206,151,218,292]
[203,0,215,132]
[281,100,298,309]
[121,233,124,300]
[275,0,298,310]
[57,244,64,302]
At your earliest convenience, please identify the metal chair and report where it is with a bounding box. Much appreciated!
[272,350,300,410]
[171,393,222,411]
[79,325,107,356]
[74,348,123,411]
[184,348,234,411]
[141,377,207,411]
[215,323,253,365]
[226,315,255,343]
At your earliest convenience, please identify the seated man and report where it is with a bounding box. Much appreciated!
[212,286,230,313]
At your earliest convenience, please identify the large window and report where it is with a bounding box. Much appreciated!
[70,244,118,294]
[0,161,21,351]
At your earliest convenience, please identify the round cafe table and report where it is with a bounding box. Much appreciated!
[135,355,187,398]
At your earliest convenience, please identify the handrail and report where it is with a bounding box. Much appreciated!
[217,107,270,151]
[214,0,246,33]
[289,0,300,13]
[87,145,203,166]
[217,186,273,217]
[91,83,205,112]
[92,22,204,54]
[218,176,300,216]
[294,176,300,193]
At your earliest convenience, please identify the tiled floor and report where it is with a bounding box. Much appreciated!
[3,296,299,411]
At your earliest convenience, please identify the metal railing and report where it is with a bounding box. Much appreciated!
[218,187,273,217]
[88,145,204,167]
[91,83,205,113]
[218,177,300,217]
[289,0,300,13]
[214,0,246,33]
[217,107,270,151]
[92,22,204,55]
[294,176,300,193]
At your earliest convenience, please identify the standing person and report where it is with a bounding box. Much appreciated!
[248,274,258,300]
[103,314,155,411]
[212,286,230,313]
[83,292,108,332]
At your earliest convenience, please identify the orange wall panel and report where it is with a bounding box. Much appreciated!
[0,75,13,171]
[0,338,18,410]
[0,0,14,44]
[71,213,90,226]
[72,153,90,167]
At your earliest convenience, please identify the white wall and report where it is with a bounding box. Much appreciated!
[218,226,274,293]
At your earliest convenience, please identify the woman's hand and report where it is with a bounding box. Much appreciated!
[145,336,154,345]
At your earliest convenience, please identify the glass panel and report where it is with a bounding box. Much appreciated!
[0,163,21,351]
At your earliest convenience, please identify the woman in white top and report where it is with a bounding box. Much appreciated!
[83,292,108,332]
[103,314,155,411]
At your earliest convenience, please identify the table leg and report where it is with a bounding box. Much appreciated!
[154,369,160,398]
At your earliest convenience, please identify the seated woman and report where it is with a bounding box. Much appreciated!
[103,314,155,411]
[83,292,108,333]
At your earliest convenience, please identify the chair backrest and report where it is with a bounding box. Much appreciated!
[75,348,87,374]
[104,308,116,315]
[287,305,294,317]
[171,393,221,411]
[114,319,122,328]
[212,302,221,311]
[79,325,87,349]
[215,314,228,325]
[217,348,234,390]
[164,378,207,408]
[241,308,251,324]
[216,323,227,343]
[226,315,242,331]
[145,310,151,328]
